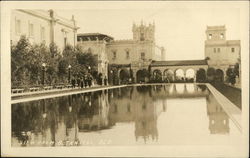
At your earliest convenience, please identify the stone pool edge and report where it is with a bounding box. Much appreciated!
[206,83,242,132]
[11,85,127,104]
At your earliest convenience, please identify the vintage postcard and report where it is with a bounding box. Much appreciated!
[1,1,249,157]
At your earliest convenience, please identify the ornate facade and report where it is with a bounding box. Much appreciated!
[77,21,165,83]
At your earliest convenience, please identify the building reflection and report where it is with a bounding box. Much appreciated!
[206,93,230,134]
[109,86,166,143]
[78,91,112,132]
[12,84,219,146]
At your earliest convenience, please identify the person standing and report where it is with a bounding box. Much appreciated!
[84,75,88,88]
[80,77,84,88]
[71,77,75,88]
[104,76,107,86]
[88,75,92,87]
[77,77,81,88]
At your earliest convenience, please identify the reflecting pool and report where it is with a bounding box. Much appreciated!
[11,84,242,146]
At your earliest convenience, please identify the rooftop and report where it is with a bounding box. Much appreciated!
[206,25,226,31]
[77,33,114,42]
[151,60,208,66]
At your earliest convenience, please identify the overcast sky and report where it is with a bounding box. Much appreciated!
[55,1,246,61]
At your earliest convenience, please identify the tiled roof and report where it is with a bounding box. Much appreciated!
[77,33,114,42]
[151,60,208,66]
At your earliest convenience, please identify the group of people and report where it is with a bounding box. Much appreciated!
[71,75,93,88]
[71,75,108,88]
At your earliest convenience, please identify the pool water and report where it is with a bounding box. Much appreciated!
[11,84,242,146]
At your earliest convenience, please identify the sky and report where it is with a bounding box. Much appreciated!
[55,1,245,61]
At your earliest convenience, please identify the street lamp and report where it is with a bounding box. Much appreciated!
[110,70,113,85]
[42,63,46,85]
[68,64,71,83]
[88,66,91,73]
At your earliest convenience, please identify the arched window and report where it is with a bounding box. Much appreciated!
[209,34,212,39]
[220,33,224,39]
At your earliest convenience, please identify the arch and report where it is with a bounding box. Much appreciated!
[136,69,149,83]
[215,69,224,82]
[109,68,118,85]
[163,69,174,83]
[152,69,162,83]
[119,69,130,84]
[185,68,195,82]
[175,69,185,82]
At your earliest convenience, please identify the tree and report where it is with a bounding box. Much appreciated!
[226,67,236,85]
[196,69,206,82]
[234,63,240,77]
[207,67,216,82]
[11,36,31,87]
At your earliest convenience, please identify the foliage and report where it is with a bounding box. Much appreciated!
[196,68,206,82]
[206,67,216,82]
[11,36,99,88]
[226,67,236,85]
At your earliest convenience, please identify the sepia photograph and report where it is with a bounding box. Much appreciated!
[1,1,249,157]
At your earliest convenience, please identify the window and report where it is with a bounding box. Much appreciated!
[217,48,220,53]
[63,31,67,48]
[209,34,212,39]
[214,48,216,53]
[40,27,45,41]
[231,48,235,53]
[141,52,145,60]
[220,33,224,39]
[126,51,130,59]
[29,23,34,37]
[15,19,21,34]
[113,51,116,59]
[140,33,145,41]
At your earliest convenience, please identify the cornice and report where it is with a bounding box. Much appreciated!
[17,9,77,30]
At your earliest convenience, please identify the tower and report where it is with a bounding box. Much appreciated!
[206,25,226,41]
[132,20,155,42]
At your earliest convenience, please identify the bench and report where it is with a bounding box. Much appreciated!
[11,88,25,94]
[55,85,64,89]
[66,84,72,88]
[29,87,40,92]
[44,86,53,90]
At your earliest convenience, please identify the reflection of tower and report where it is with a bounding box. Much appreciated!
[163,99,167,112]
[134,99,158,143]
[64,95,80,145]
[78,91,111,132]
[206,94,229,134]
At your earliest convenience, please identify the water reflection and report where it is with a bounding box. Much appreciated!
[11,84,238,146]
[206,93,229,134]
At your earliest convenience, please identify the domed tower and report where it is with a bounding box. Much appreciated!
[132,20,155,42]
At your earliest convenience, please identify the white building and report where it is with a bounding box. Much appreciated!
[11,9,79,52]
